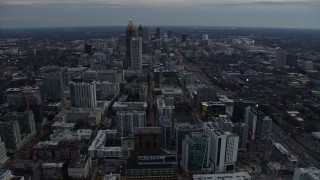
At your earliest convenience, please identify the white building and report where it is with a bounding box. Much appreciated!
[293,167,320,180]
[117,110,146,137]
[88,130,123,158]
[70,81,97,108]
[157,98,175,123]
[131,37,142,71]
[202,34,209,41]
[204,122,239,173]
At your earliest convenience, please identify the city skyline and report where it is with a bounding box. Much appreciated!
[0,0,319,29]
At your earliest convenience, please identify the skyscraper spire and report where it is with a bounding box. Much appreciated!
[125,17,136,69]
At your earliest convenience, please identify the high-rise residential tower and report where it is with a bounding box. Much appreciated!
[125,18,135,69]
[70,81,97,108]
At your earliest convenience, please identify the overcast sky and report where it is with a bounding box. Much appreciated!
[0,0,319,29]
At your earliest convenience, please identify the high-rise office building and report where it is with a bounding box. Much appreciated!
[155,27,161,39]
[84,44,92,55]
[204,122,239,173]
[175,123,203,156]
[167,31,173,39]
[131,37,142,71]
[70,81,97,108]
[117,110,146,137]
[125,18,136,70]
[0,121,22,153]
[180,134,210,174]
[202,34,209,41]
[4,110,36,137]
[138,24,143,37]
[232,99,256,123]
[159,116,172,151]
[275,49,287,69]
[40,71,65,103]
[245,106,272,151]
[181,33,188,43]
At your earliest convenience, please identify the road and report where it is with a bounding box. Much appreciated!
[271,122,319,167]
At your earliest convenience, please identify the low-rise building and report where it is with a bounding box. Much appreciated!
[68,154,92,179]
[193,172,252,180]
[293,167,320,180]
[126,155,178,180]
[41,162,65,180]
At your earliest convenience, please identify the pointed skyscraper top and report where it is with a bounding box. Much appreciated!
[127,17,135,31]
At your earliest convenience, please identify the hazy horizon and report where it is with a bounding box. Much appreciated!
[1,0,319,29]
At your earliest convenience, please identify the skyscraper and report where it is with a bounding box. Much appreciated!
[203,122,239,173]
[180,134,210,174]
[125,18,135,70]
[167,31,173,39]
[181,33,188,43]
[131,37,142,71]
[155,27,161,39]
[275,49,287,69]
[138,24,143,37]
[70,81,97,108]
[41,71,65,103]
[245,106,272,151]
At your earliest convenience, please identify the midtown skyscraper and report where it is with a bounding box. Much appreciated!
[131,37,142,71]
[125,18,135,70]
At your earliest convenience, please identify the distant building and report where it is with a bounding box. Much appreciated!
[155,27,161,39]
[181,33,188,43]
[180,134,211,174]
[167,31,173,39]
[133,127,162,156]
[275,49,287,69]
[84,44,92,55]
[202,34,209,41]
[286,54,298,67]
[131,37,142,71]
[70,81,97,108]
[293,167,320,180]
